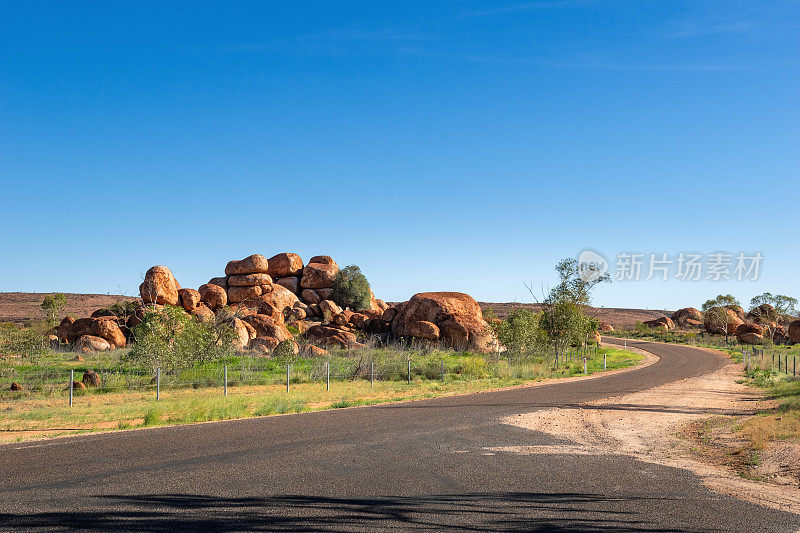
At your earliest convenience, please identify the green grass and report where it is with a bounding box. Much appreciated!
[0,346,644,443]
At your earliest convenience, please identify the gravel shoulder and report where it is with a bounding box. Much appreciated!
[491,341,800,515]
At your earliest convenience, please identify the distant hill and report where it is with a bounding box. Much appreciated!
[479,302,672,327]
[0,292,671,329]
[0,292,137,325]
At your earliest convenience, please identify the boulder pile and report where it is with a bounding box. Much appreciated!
[643,316,675,331]
[670,307,703,328]
[62,252,497,356]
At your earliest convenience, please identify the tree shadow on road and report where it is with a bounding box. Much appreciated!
[0,491,689,532]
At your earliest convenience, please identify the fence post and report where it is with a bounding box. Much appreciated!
[326,361,330,391]
[583,357,587,375]
[224,365,228,397]
[794,356,796,377]
[407,360,411,384]
[624,340,627,349]
[370,361,374,388]
[286,364,290,392]
[69,369,74,407]
[156,367,160,401]
[441,360,445,383]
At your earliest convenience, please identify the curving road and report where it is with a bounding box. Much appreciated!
[1,338,798,531]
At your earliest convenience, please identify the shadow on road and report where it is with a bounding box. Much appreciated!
[0,492,687,532]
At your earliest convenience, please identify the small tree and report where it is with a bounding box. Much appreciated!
[704,306,735,343]
[750,292,797,320]
[530,258,610,358]
[492,308,545,359]
[330,265,372,311]
[41,293,67,328]
[0,322,49,361]
[701,294,740,312]
[126,306,236,374]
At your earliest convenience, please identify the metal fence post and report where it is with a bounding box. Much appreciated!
[370,361,374,388]
[69,369,74,407]
[224,365,228,397]
[156,367,160,401]
[407,360,411,384]
[326,361,330,391]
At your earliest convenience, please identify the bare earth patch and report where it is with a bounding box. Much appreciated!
[490,344,800,515]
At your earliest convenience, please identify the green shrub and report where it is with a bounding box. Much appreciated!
[459,356,489,379]
[143,405,162,426]
[126,306,236,374]
[0,321,49,361]
[40,293,67,327]
[330,265,371,311]
[492,308,545,359]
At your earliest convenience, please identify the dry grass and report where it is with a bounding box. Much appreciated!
[0,348,643,445]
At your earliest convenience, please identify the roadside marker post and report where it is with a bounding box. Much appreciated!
[370,361,374,388]
[69,369,74,407]
[407,360,411,384]
[286,364,290,392]
[583,358,587,375]
[156,367,160,401]
[603,354,607,370]
[441,360,445,383]
[326,362,330,391]
[224,365,228,397]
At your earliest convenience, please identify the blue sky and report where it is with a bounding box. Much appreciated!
[1,1,798,310]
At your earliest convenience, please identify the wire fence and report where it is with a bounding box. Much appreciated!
[742,346,799,378]
[3,345,606,404]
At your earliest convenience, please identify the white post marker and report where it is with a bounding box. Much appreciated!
[603,354,607,370]
[69,369,74,407]
[326,361,330,391]
[156,367,161,401]
[370,361,374,388]
[286,364,290,392]
[583,357,587,375]
[224,365,228,397]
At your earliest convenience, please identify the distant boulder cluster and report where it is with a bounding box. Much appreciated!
[633,304,800,345]
[53,252,496,356]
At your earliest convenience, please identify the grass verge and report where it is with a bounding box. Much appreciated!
[0,347,642,444]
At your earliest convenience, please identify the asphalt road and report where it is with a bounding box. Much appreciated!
[1,338,798,532]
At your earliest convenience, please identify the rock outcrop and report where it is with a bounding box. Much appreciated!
[735,323,764,345]
[267,253,304,278]
[391,292,495,353]
[703,307,744,335]
[74,335,112,353]
[746,304,778,325]
[225,254,270,276]
[300,258,339,289]
[198,284,227,310]
[139,265,181,306]
[788,320,800,344]
[643,317,675,331]
[671,307,703,327]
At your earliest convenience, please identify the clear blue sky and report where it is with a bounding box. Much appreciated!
[1,1,798,310]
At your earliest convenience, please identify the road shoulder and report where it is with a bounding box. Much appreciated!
[492,344,800,514]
